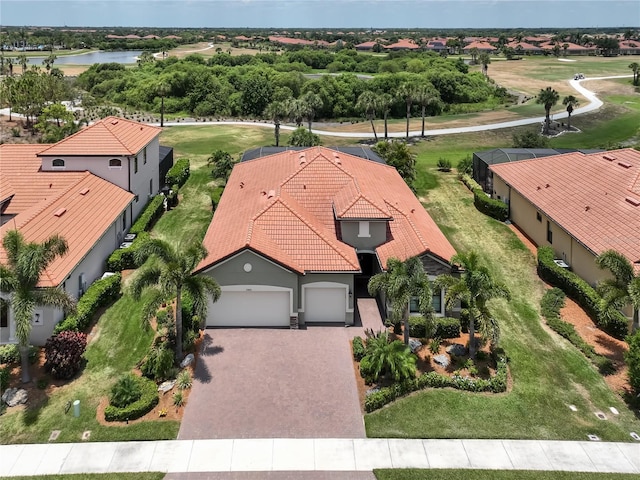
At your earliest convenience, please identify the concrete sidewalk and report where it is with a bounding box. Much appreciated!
[0,438,638,477]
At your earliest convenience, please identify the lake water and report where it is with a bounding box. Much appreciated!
[21,50,143,66]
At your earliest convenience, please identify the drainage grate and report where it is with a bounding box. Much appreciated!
[587,434,600,441]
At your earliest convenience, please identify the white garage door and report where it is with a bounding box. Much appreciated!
[304,287,347,323]
[207,289,290,327]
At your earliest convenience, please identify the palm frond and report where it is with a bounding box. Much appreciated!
[2,229,23,267]
[33,287,76,315]
[140,288,165,329]
[134,238,175,266]
[183,275,221,320]
[128,265,163,299]
[40,234,69,264]
[596,250,634,285]
[10,294,35,346]
[629,277,640,310]
[0,264,18,293]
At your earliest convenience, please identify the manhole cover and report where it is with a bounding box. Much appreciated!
[587,434,600,441]
[48,430,60,442]
[595,412,607,420]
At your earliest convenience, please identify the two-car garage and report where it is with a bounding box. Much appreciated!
[206,282,349,327]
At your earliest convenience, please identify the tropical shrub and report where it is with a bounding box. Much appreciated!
[429,337,442,354]
[0,344,38,364]
[165,158,190,188]
[129,195,165,235]
[461,174,508,222]
[289,127,321,147]
[55,273,122,333]
[359,355,377,385]
[625,330,640,394]
[109,373,143,408]
[44,331,88,379]
[173,391,184,407]
[408,316,427,338]
[363,332,417,383]
[434,317,461,339]
[210,186,225,211]
[352,336,366,361]
[437,158,452,172]
[456,155,473,176]
[104,375,158,421]
[0,367,9,391]
[537,246,628,339]
[182,330,199,353]
[141,345,175,381]
[176,370,192,390]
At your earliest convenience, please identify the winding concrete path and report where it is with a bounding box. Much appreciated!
[155,75,633,138]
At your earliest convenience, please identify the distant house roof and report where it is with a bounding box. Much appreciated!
[164,35,181,40]
[268,36,329,47]
[490,149,640,272]
[240,146,384,164]
[507,41,541,51]
[464,41,496,51]
[197,147,455,274]
[38,117,161,157]
[385,39,420,50]
[355,41,379,49]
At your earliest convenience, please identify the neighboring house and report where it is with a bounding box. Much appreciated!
[472,148,603,193]
[463,41,496,53]
[490,148,640,319]
[0,116,167,345]
[240,146,384,163]
[619,40,640,55]
[384,39,420,50]
[506,41,542,54]
[36,116,162,221]
[195,147,456,328]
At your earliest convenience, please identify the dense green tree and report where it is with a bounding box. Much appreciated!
[288,126,320,146]
[596,250,640,332]
[355,90,378,141]
[512,129,550,148]
[435,251,510,359]
[478,52,491,76]
[368,257,433,345]
[208,150,236,182]
[0,231,76,383]
[130,240,221,361]
[536,86,560,134]
[374,140,416,189]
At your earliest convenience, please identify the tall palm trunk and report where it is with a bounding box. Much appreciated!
[274,120,280,147]
[369,115,378,141]
[405,102,411,139]
[468,314,477,360]
[307,119,312,133]
[175,285,183,361]
[403,309,410,345]
[384,111,389,140]
[421,105,426,137]
[160,95,165,127]
[633,308,639,332]
[20,345,31,383]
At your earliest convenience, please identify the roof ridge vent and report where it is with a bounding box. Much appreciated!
[79,188,90,196]
[603,154,616,161]
[267,189,276,199]
[625,196,640,206]
[617,161,632,169]
[54,208,67,217]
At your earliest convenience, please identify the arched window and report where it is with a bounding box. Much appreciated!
[109,158,122,168]
[52,158,65,168]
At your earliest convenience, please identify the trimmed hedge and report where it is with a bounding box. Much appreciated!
[540,288,615,375]
[408,316,428,338]
[165,158,190,188]
[0,367,8,391]
[364,356,508,412]
[352,336,366,361]
[537,246,628,339]
[129,195,164,235]
[104,375,159,422]
[626,330,640,394]
[54,273,122,333]
[106,233,150,271]
[434,317,461,339]
[461,174,508,222]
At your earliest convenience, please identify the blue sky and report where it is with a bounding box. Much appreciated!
[2,0,638,29]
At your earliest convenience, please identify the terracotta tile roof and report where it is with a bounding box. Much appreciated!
[385,39,420,50]
[507,41,542,51]
[0,144,86,215]
[490,149,640,272]
[197,147,456,274]
[464,41,496,51]
[38,116,161,157]
[0,172,134,287]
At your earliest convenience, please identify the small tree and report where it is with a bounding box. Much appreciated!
[374,140,416,190]
[629,62,640,86]
[536,87,560,135]
[512,129,550,148]
[289,126,320,147]
[208,150,236,182]
[355,90,378,141]
[562,95,579,131]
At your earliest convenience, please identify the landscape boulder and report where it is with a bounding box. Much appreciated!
[433,354,450,368]
[158,380,176,394]
[446,343,467,356]
[408,338,422,353]
[180,353,194,368]
[2,388,28,407]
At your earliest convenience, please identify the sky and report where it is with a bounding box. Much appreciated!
[1,0,638,29]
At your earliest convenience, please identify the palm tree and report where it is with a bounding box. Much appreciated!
[435,251,510,359]
[130,239,221,361]
[629,62,640,86]
[5,57,14,77]
[596,250,640,332]
[355,90,378,141]
[478,52,491,76]
[376,93,393,140]
[42,54,57,74]
[536,86,560,135]
[284,98,304,128]
[299,91,323,133]
[0,231,76,383]
[396,82,417,139]
[414,83,441,138]
[156,80,170,127]
[368,256,433,345]
[17,53,28,74]
[364,331,416,382]
[562,95,579,131]
[469,47,479,65]
[264,100,287,146]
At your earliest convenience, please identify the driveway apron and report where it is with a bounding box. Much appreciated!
[179,327,365,439]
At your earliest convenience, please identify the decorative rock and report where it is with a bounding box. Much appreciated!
[409,338,422,353]
[2,388,28,407]
[433,354,450,367]
[158,380,176,393]
[180,353,195,368]
[446,344,467,356]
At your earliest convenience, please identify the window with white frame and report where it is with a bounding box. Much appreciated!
[357,221,370,238]
[52,158,65,168]
[109,158,122,168]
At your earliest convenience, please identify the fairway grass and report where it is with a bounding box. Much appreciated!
[364,172,640,441]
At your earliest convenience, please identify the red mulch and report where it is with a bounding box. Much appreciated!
[509,224,631,396]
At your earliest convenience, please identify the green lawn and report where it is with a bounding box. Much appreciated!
[364,171,640,441]
[0,292,179,444]
[374,470,640,480]
[1,474,164,480]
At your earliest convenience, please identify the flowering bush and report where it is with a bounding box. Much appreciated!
[44,331,88,379]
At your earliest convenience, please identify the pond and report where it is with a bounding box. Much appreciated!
[18,50,144,66]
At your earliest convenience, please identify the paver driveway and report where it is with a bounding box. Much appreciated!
[178,326,365,439]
